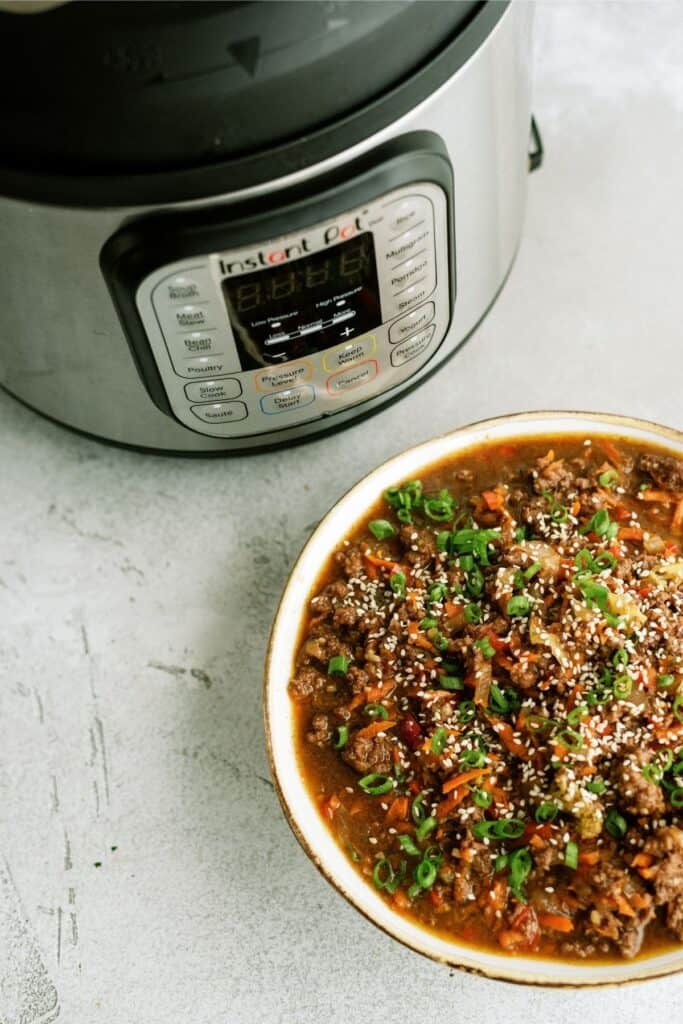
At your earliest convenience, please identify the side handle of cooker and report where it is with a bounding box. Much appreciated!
[528,116,543,172]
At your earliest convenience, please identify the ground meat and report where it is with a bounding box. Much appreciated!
[644,827,683,939]
[612,746,666,816]
[399,525,437,568]
[452,843,491,904]
[301,626,354,666]
[333,605,358,628]
[509,659,539,690]
[289,666,327,699]
[639,453,683,491]
[341,731,393,775]
[347,665,370,695]
[306,713,331,746]
[532,454,578,495]
[309,579,349,614]
[334,545,365,579]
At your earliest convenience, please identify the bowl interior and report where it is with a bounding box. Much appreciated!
[265,411,683,985]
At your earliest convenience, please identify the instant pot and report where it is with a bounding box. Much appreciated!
[0,1,540,452]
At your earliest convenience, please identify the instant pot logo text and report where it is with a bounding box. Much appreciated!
[218,216,363,275]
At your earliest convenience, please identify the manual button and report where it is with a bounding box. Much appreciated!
[322,335,376,372]
[190,401,248,424]
[389,302,435,343]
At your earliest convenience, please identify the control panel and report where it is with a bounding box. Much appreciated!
[133,181,451,438]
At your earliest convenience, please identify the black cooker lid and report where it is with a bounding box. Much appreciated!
[0,0,506,205]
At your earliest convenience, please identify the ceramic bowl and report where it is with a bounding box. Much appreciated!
[264,411,683,986]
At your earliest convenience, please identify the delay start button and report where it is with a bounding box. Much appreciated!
[260,384,315,415]
[190,401,248,424]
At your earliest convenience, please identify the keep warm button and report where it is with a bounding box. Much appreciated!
[390,324,436,367]
[326,359,378,395]
[259,384,315,415]
[322,335,376,372]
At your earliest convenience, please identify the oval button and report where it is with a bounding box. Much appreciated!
[166,276,202,302]
[322,335,376,372]
[180,357,231,378]
[390,254,431,292]
[255,361,312,392]
[385,197,430,235]
[389,302,435,344]
[184,378,242,403]
[390,324,436,367]
[173,305,213,330]
[395,280,433,314]
[259,385,315,415]
[385,226,431,265]
[326,360,378,395]
[190,401,248,423]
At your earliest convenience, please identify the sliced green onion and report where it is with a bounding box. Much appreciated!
[389,571,407,599]
[474,636,495,659]
[472,787,493,808]
[464,603,482,624]
[398,835,421,856]
[458,700,476,723]
[658,674,675,689]
[460,748,487,769]
[332,725,349,749]
[494,853,509,872]
[599,469,619,489]
[567,705,589,727]
[674,694,683,723]
[506,595,531,618]
[612,649,629,668]
[440,675,464,691]
[416,816,437,841]
[429,629,449,652]
[525,713,556,733]
[358,773,394,796]
[670,788,683,808]
[514,526,530,542]
[613,674,633,700]
[428,582,448,603]
[508,847,532,901]
[431,727,448,755]
[605,807,628,839]
[535,801,559,824]
[328,655,349,676]
[369,519,396,540]
[585,778,606,795]
[466,566,485,598]
[581,508,612,538]
[556,727,583,751]
[364,702,389,720]
[424,492,456,521]
[415,857,438,889]
[524,561,542,581]
[594,551,618,571]
[564,840,579,870]
[496,818,526,839]
[372,858,395,890]
[420,616,438,630]
[411,792,428,824]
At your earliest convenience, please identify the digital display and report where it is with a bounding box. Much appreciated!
[222,232,381,369]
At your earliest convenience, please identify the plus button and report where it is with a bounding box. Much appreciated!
[340,326,353,338]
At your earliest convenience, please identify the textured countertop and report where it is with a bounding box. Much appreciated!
[3,4,683,1023]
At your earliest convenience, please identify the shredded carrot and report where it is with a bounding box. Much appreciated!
[629,892,652,911]
[436,787,466,819]
[492,720,531,759]
[321,793,341,820]
[482,489,505,511]
[637,489,679,504]
[538,913,574,934]
[673,497,683,531]
[497,929,525,950]
[442,767,492,794]
[599,439,622,466]
[443,600,463,619]
[348,682,391,710]
[392,889,410,910]
[578,850,600,866]
[618,526,644,542]
[631,853,654,869]
[638,866,659,880]
[363,552,403,570]
[529,834,546,850]
[355,720,396,741]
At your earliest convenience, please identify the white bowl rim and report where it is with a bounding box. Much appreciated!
[264,410,683,987]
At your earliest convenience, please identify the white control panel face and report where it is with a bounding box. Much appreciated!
[135,182,450,437]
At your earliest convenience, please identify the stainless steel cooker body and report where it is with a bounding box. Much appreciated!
[0,2,534,452]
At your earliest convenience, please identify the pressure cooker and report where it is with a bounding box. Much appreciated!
[0,1,541,452]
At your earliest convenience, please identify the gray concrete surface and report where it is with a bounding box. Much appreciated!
[3,3,683,1022]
